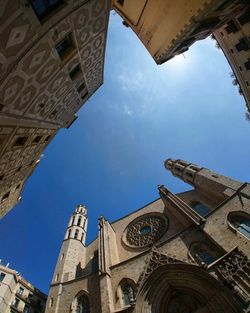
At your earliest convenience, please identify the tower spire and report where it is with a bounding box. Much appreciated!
[64,204,88,245]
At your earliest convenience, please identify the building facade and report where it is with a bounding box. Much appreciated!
[45,159,250,313]
[213,8,250,111]
[112,0,248,64]
[0,0,110,218]
[0,261,47,313]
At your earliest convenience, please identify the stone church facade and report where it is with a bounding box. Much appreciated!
[45,158,250,313]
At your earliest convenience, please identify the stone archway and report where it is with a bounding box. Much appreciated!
[135,263,240,313]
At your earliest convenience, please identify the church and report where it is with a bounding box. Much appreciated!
[45,158,250,313]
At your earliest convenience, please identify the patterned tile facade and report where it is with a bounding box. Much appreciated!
[0,0,111,218]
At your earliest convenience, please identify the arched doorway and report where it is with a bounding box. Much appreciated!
[135,263,241,313]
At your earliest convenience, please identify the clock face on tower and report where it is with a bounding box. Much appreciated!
[123,213,168,248]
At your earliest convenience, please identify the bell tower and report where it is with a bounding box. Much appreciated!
[45,205,88,313]
[165,158,243,201]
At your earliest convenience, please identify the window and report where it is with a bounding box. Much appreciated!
[191,202,210,217]
[120,282,135,306]
[76,294,90,313]
[45,135,51,142]
[117,0,124,5]
[228,212,250,239]
[69,65,81,80]
[1,191,10,202]
[68,229,71,238]
[92,251,98,273]
[81,91,88,100]
[0,272,5,282]
[0,175,4,181]
[77,217,82,226]
[33,135,42,144]
[60,253,64,260]
[24,304,30,313]
[55,274,59,281]
[245,60,250,70]
[140,226,151,236]
[12,298,20,308]
[49,297,54,307]
[189,242,217,265]
[14,136,28,147]
[235,38,249,52]
[56,35,73,60]
[74,229,79,239]
[77,82,86,93]
[30,0,64,21]
[225,20,239,34]
[17,287,24,295]
[238,9,250,26]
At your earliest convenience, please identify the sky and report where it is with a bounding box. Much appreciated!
[0,12,250,294]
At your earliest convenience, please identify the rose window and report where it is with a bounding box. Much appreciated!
[125,214,168,248]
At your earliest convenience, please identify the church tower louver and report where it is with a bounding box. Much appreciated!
[45,161,250,313]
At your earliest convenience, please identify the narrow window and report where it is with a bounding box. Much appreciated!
[77,82,86,93]
[245,60,250,70]
[55,274,59,281]
[56,35,73,60]
[68,229,71,238]
[77,216,82,226]
[235,38,249,52]
[225,20,239,34]
[49,298,54,307]
[30,0,64,21]
[74,229,79,239]
[14,136,28,147]
[33,135,42,144]
[69,65,81,80]
[60,253,64,260]
[45,135,51,142]
[0,272,5,282]
[81,91,88,100]
[17,287,24,295]
[92,252,99,273]
[117,0,125,5]
[121,282,135,306]
[12,298,20,308]
[1,191,10,202]
[246,81,249,87]
[23,304,30,313]
[76,294,90,313]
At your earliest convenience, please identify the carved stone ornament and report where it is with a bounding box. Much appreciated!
[137,247,195,290]
[214,248,250,305]
[124,214,168,248]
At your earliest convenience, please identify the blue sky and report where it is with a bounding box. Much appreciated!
[0,13,250,294]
